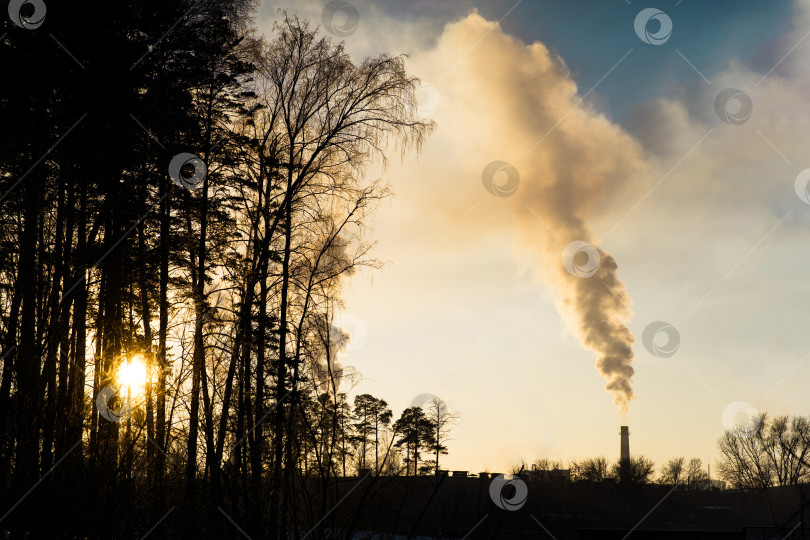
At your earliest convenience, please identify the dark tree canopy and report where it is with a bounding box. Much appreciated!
[0,3,433,538]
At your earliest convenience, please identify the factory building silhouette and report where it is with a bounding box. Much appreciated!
[434,426,633,483]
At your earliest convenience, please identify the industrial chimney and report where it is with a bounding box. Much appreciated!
[619,425,631,482]
[620,426,630,462]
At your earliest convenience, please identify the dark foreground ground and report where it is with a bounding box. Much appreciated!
[320,476,810,539]
[3,476,810,538]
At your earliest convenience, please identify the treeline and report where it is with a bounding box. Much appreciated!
[0,1,433,538]
[305,394,458,479]
[521,412,810,490]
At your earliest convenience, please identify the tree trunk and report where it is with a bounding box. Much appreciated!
[270,170,294,538]
[40,175,66,473]
[156,168,169,494]
[13,160,44,493]
[68,185,87,464]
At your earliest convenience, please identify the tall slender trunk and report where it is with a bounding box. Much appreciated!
[89,270,105,459]
[186,229,203,491]
[137,160,154,488]
[249,223,269,532]
[55,180,75,459]
[270,170,293,538]
[187,89,214,495]
[156,171,169,491]
[13,162,43,492]
[41,175,66,472]
[0,284,22,478]
[97,199,122,475]
[435,424,440,476]
[213,290,249,465]
[68,206,87,461]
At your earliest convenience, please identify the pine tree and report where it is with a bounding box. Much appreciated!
[394,407,435,476]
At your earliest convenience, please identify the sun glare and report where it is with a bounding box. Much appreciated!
[117,355,147,395]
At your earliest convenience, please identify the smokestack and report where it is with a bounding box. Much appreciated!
[619,425,630,482]
[620,426,630,462]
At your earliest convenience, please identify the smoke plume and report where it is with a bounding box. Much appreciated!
[432,13,645,412]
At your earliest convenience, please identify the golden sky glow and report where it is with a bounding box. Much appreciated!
[258,0,810,474]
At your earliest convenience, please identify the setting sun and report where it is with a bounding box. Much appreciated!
[116,355,147,395]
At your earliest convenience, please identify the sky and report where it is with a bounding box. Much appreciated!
[256,0,810,474]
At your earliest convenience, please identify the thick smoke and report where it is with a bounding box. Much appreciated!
[433,13,644,412]
[568,249,636,412]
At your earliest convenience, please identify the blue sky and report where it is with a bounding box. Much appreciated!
[256,1,795,119]
[497,0,793,120]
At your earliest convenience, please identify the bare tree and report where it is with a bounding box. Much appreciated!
[509,458,528,475]
[717,412,810,488]
[533,457,565,471]
[240,14,433,535]
[611,455,655,484]
[659,456,685,485]
[570,456,610,482]
[424,397,458,476]
[685,457,709,489]
[660,456,710,489]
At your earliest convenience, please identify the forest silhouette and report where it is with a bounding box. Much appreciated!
[0,1,438,537]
